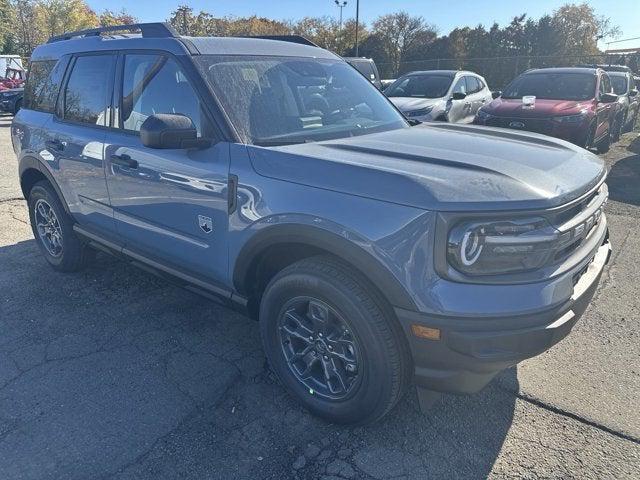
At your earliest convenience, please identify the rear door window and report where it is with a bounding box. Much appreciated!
[120,54,207,136]
[62,55,115,125]
[24,59,67,112]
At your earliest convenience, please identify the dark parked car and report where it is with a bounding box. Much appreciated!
[344,57,383,89]
[0,87,24,114]
[13,24,611,425]
[475,67,618,153]
[608,70,639,136]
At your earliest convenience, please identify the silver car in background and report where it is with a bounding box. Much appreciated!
[385,70,493,123]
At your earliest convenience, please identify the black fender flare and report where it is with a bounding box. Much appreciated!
[19,155,71,214]
[233,224,417,311]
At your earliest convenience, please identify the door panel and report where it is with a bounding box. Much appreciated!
[105,141,230,282]
[105,52,230,283]
[47,54,116,235]
[448,77,467,123]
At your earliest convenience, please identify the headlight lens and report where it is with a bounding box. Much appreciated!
[552,113,587,123]
[447,217,560,275]
[405,106,433,118]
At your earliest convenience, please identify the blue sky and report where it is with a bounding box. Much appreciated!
[87,0,637,47]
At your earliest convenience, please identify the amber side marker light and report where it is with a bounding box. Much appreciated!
[411,324,441,341]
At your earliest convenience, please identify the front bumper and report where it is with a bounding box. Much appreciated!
[395,236,612,394]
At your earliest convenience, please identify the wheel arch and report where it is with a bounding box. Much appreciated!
[233,224,418,317]
[19,156,70,214]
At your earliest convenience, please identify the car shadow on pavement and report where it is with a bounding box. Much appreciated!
[607,134,640,207]
[0,239,516,480]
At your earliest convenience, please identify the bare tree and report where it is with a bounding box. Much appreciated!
[372,11,438,75]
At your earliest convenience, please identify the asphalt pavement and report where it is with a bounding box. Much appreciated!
[0,114,638,479]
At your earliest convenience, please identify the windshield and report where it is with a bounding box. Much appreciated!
[385,74,453,99]
[502,73,597,101]
[195,55,407,146]
[609,75,628,95]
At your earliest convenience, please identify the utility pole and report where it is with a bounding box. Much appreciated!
[335,1,347,31]
[354,0,360,56]
[177,6,189,36]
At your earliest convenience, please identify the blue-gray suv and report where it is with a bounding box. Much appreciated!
[12,23,612,425]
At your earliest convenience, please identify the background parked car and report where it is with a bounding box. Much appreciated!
[474,67,618,153]
[0,87,23,114]
[603,69,638,137]
[344,57,383,89]
[384,70,492,123]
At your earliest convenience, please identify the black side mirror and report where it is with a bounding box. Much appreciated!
[629,89,639,97]
[599,92,618,103]
[491,90,502,99]
[451,92,467,100]
[140,114,211,149]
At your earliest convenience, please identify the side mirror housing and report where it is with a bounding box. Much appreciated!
[140,114,211,149]
[491,90,502,99]
[629,89,639,97]
[451,91,467,101]
[599,92,618,103]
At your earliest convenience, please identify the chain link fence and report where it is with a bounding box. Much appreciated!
[378,53,640,89]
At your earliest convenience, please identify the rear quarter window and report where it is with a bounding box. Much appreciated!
[24,59,66,112]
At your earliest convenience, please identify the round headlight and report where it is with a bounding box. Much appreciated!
[460,227,484,266]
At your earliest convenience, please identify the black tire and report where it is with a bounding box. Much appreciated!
[27,180,93,272]
[13,99,21,115]
[623,111,637,133]
[596,128,611,154]
[259,256,411,425]
[612,113,624,142]
[583,122,596,150]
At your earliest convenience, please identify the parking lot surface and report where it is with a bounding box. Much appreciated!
[0,114,639,479]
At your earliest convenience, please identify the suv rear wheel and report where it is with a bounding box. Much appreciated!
[28,180,93,272]
[259,256,411,425]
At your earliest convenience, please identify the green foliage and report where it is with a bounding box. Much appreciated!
[6,0,137,57]
[0,0,625,84]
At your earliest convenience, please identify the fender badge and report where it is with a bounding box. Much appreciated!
[198,215,213,234]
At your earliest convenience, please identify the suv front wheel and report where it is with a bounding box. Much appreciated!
[259,256,411,425]
[28,180,93,272]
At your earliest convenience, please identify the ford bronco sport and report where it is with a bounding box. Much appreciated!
[13,23,611,425]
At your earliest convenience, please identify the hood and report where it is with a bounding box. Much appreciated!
[484,98,593,117]
[247,123,606,212]
[388,97,442,112]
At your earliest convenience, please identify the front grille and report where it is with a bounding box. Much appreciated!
[547,184,608,264]
[486,116,554,135]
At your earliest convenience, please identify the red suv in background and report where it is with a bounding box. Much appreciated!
[474,67,618,153]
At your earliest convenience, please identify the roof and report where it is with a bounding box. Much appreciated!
[186,36,337,59]
[32,29,336,61]
[404,70,461,77]
[525,67,601,75]
[344,57,374,62]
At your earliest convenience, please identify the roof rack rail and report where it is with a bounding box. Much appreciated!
[245,35,319,47]
[47,22,178,44]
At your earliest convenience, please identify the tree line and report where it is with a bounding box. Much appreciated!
[0,1,627,87]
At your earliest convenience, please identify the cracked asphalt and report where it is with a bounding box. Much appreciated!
[1,113,639,479]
